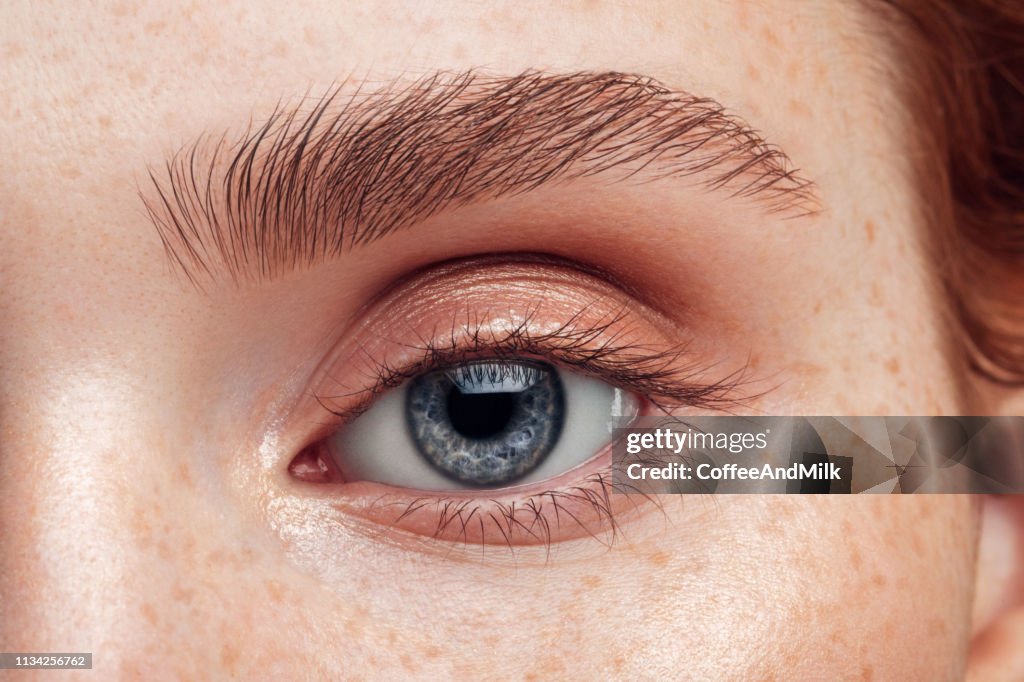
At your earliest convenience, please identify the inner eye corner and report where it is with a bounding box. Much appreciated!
[287,441,340,484]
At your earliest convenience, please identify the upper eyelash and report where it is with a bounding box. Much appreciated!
[444,360,546,388]
[314,306,756,421]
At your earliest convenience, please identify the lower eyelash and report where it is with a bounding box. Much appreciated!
[335,468,664,557]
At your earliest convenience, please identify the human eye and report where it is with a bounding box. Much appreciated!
[333,359,639,490]
[284,256,751,555]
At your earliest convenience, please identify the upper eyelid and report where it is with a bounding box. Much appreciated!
[140,70,820,285]
[312,308,755,423]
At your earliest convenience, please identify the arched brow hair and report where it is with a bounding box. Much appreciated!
[141,70,820,283]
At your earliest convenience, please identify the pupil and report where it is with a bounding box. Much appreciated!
[405,360,565,486]
[447,387,517,438]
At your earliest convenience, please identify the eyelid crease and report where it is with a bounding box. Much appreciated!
[141,70,820,285]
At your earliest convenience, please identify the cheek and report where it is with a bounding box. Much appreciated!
[563,496,979,680]
[792,497,976,677]
[747,496,978,679]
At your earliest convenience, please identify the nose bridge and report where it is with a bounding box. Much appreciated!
[0,365,144,658]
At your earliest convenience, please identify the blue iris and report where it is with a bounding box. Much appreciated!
[405,360,566,486]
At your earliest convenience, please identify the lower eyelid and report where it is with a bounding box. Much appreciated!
[331,475,614,548]
[320,458,656,551]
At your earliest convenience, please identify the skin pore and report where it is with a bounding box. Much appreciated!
[0,1,1020,679]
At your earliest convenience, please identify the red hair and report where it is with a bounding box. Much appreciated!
[879,0,1024,384]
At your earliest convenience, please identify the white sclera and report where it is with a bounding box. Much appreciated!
[330,368,639,491]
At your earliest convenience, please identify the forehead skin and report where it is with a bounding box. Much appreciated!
[0,1,976,680]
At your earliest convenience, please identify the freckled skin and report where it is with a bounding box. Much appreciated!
[0,1,1012,680]
[865,219,878,244]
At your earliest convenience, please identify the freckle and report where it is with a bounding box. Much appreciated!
[736,0,750,29]
[758,518,783,536]
[176,461,193,486]
[882,617,896,639]
[581,575,602,588]
[3,42,25,59]
[400,653,418,673]
[864,219,877,244]
[785,60,800,80]
[746,63,761,82]
[850,546,862,570]
[909,530,925,554]
[344,616,362,638]
[97,114,112,129]
[885,357,900,375]
[870,282,883,305]
[777,500,797,520]
[860,664,874,681]
[140,601,159,626]
[131,508,151,536]
[647,551,669,567]
[128,70,146,87]
[813,301,823,314]
[870,573,887,589]
[265,579,284,603]
[787,98,811,117]
[927,617,947,637]
[172,582,196,604]
[220,642,240,670]
[537,655,566,676]
[144,20,167,35]
[59,162,82,180]
[761,25,782,47]
[423,645,442,660]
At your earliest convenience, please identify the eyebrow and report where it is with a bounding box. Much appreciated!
[141,70,819,282]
